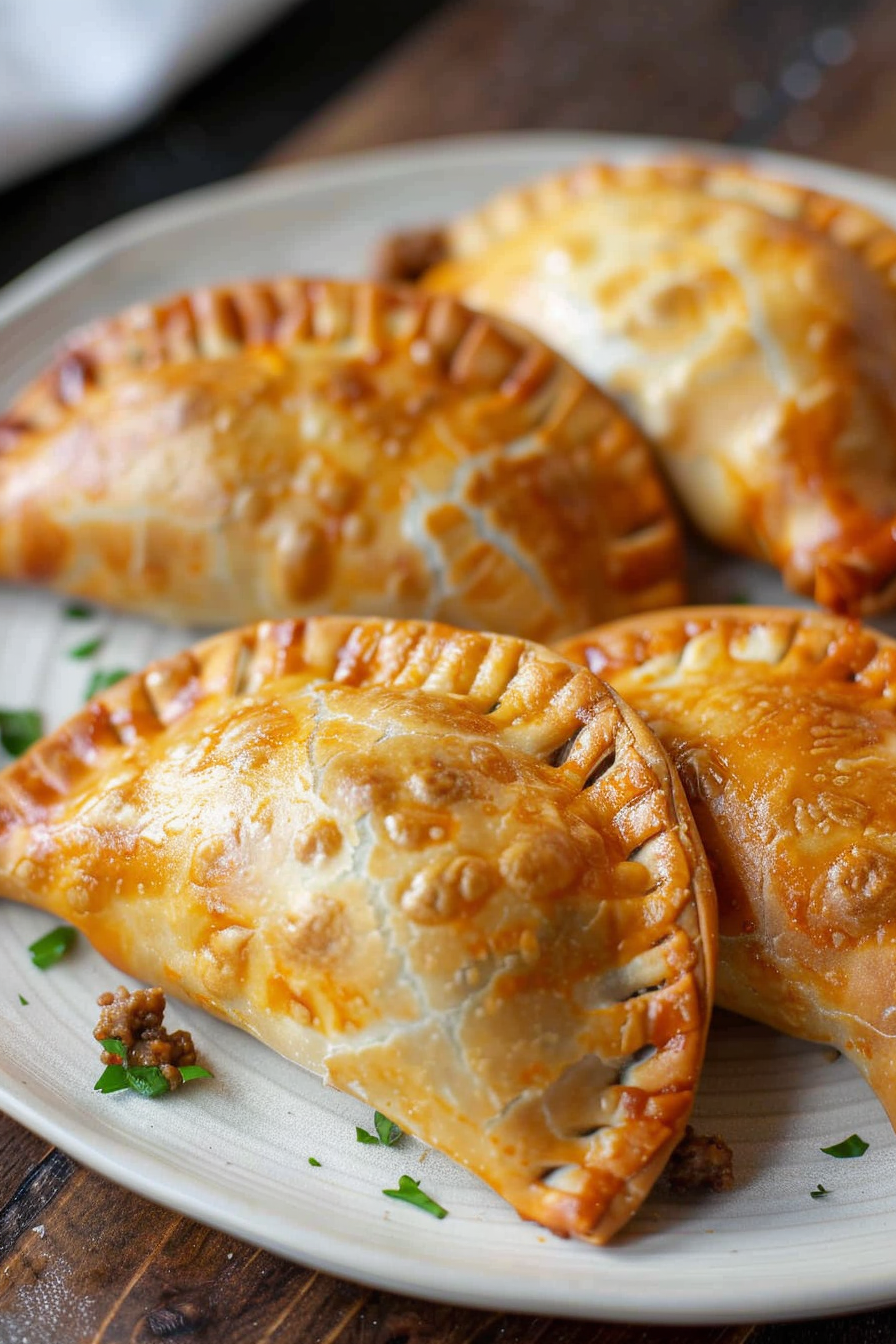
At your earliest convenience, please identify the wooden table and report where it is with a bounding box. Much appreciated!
[3,0,896,1338]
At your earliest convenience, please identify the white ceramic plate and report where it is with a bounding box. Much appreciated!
[2,133,896,1327]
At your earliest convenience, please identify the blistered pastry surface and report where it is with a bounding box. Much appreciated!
[559,606,896,1123]
[425,162,896,613]
[0,616,714,1243]
[0,279,683,639]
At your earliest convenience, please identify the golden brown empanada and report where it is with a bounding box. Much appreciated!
[559,607,896,1125]
[423,162,896,614]
[0,279,683,640]
[0,616,715,1243]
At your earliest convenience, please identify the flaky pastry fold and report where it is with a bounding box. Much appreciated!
[0,616,715,1243]
[423,161,896,614]
[0,279,682,639]
[560,606,896,1125]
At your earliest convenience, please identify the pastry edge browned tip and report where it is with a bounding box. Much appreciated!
[813,520,896,616]
[371,225,450,284]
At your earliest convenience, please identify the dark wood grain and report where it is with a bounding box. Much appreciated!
[4,0,896,1339]
[0,1148,75,1259]
[0,1102,760,1344]
[767,2,896,173]
[266,0,873,165]
[0,1110,52,1202]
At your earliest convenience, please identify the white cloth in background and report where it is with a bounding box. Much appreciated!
[0,0,299,190]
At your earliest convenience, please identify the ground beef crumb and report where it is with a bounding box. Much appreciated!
[372,227,449,283]
[663,1125,734,1194]
[95,986,197,1090]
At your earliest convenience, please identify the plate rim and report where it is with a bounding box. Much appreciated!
[3,130,896,1325]
[2,128,893,325]
[5,1058,896,1328]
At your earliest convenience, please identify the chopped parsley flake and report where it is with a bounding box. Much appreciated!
[28,926,77,969]
[821,1134,869,1159]
[308,1157,321,1168]
[64,604,93,619]
[810,1184,831,1199]
[383,1175,447,1219]
[357,1111,403,1146]
[374,1111,402,1146]
[18,994,28,1006]
[84,668,130,700]
[113,1065,171,1098]
[94,1037,212,1098]
[178,1066,213,1083]
[68,636,104,660]
[0,709,43,757]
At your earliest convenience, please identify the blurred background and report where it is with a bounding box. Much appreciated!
[0,0,891,288]
[3,5,896,1341]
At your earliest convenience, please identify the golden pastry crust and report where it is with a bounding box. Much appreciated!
[424,161,896,614]
[0,279,683,639]
[558,606,896,1125]
[0,616,715,1244]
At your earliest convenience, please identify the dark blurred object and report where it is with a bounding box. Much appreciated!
[662,1126,735,1195]
[373,224,448,282]
[0,0,446,291]
[0,1,300,192]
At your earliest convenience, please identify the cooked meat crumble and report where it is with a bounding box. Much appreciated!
[95,985,197,1090]
[372,227,449,283]
[663,1125,734,1194]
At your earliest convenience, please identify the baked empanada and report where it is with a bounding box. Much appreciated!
[423,162,896,614]
[559,607,896,1124]
[0,616,715,1243]
[0,279,683,640]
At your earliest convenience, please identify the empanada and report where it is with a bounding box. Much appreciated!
[0,279,683,640]
[0,616,715,1243]
[423,162,896,614]
[559,607,896,1124]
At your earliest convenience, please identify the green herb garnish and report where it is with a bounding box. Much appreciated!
[821,1134,868,1159]
[382,1175,447,1219]
[68,636,104,660]
[84,668,130,700]
[728,593,750,605]
[356,1111,403,1146]
[94,1038,212,1098]
[0,709,43,757]
[18,994,28,1006]
[375,1111,402,1145]
[64,604,93,619]
[308,1157,321,1168]
[810,1184,831,1199]
[120,1066,172,1098]
[28,926,77,969]
[93,1065,132,1094]
[178,1065,213,1082]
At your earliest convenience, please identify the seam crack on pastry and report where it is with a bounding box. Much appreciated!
[0,616,716,1244]
[558,605,896,1129]
[0,279,684,640]
[421,161,896,614]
